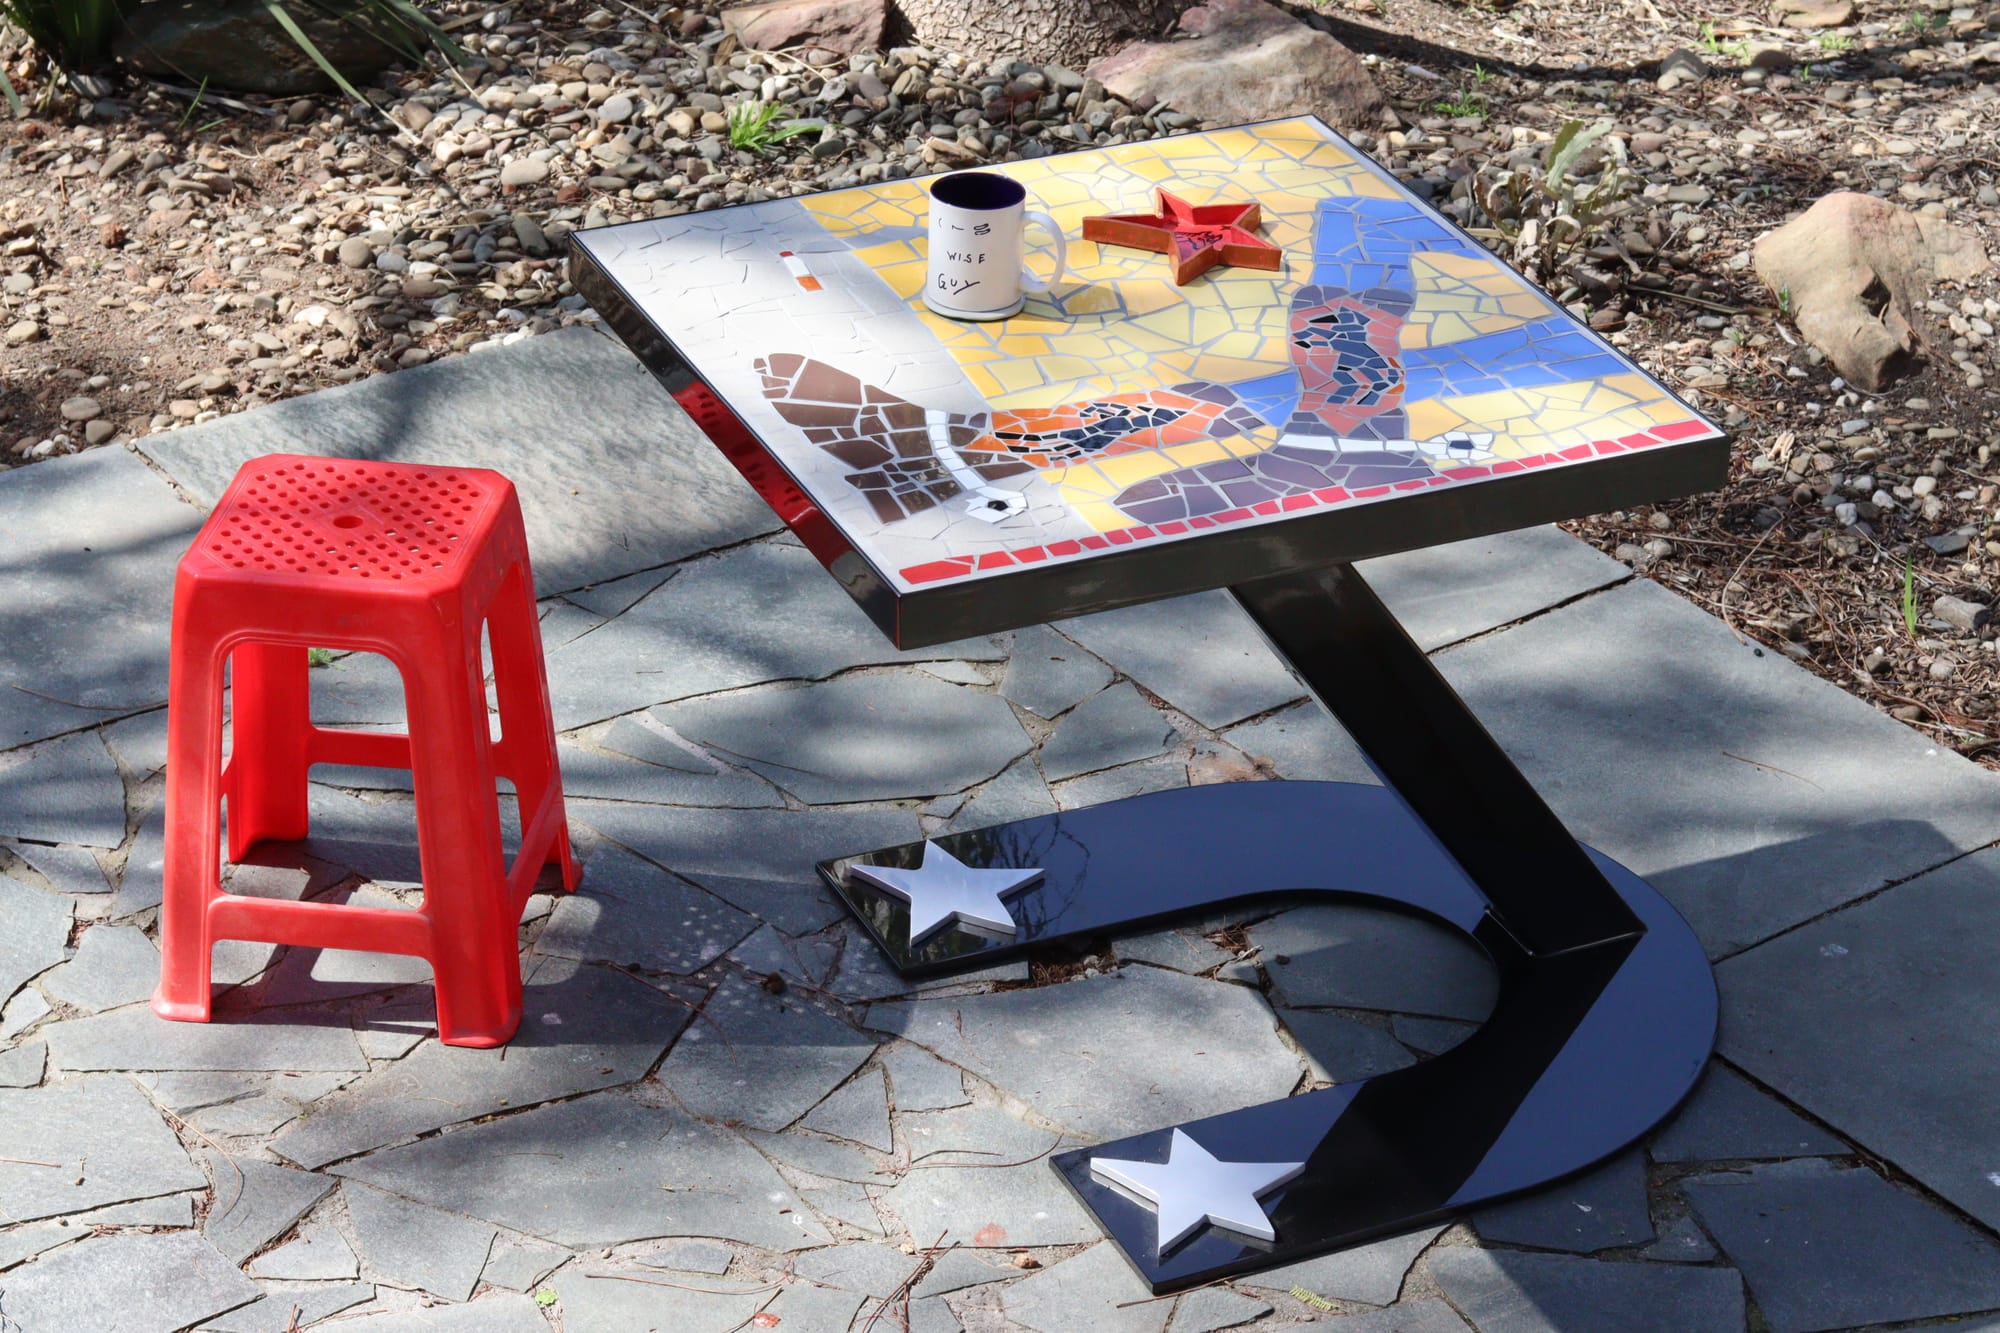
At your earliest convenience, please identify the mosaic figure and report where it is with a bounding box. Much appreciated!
[761,195,1522,529]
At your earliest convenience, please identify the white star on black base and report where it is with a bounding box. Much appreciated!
[1091,1128,1306,1253]
[848,840,1043,945]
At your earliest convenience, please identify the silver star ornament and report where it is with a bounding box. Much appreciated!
[1090,1128,1306,1253]
[848,840,1043,945]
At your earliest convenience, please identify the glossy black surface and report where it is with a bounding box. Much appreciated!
[821,784,1715,1293]
[817,552,1719,1293]
[1231,562,1643,955]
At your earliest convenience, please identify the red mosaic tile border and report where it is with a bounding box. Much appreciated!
[899,418,1718,587]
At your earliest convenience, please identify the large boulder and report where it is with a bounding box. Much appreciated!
[722,0,886,55]
[1088,0,1394,130]
[114,0,417,96]
[1754,192,1991,391]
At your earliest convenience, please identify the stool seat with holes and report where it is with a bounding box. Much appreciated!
[152,454,579,1048]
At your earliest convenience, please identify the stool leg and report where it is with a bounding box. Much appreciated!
[153,644,228,1023]
[226,641,312,861]
[486,561,579,892]
[403,637,522,1048]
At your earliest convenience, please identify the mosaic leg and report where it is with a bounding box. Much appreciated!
[819,562,1716,1293]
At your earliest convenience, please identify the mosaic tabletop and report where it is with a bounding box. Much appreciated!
[573,117,1725,636]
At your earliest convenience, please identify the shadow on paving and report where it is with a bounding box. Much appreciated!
[0,446,204,751]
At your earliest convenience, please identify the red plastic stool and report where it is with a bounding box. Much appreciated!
[152,454,579,1048]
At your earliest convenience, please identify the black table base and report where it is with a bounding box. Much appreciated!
[819,563,1717,1293]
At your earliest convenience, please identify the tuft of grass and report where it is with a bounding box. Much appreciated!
[1432,90,1487,118]
[725,99,820,155]
[0,0,125,66]
[263,0,467,143]
[0,0,126,111]
[1902,8,1940,33]
[1901,557,1919,639]
[1814,32,1854,50]
[1696,20,1751,61]
[307,647,335,668]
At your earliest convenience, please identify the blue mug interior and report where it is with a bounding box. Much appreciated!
[930,172,1027,211]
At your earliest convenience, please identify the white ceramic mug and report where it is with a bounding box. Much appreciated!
[924,171,1068,321]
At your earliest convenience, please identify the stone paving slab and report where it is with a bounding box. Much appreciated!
[866,964,1304,1141]
[1002,624,1114,719]
[246,1222,360,1281]
[271,960,689,1169]
[311,1292,551,1332]
[1002,1241,1168,1333]
[1055,591,1305,730]
[0,1039,45,1086]
[0,875,71,1009]
[137,326,782,596]
[1470,1149,1653,1253]
[1647,1063,1845,1164]
[7,839,112,894]
[479,1230,571,1292]
[0,445,202,750]
[1435,576,2000,957]
[1277,1007,1418,1085]
[543,539,1001,730]
[77,1193,197,1227]
[1717,846,2000,1233]
[1354,523,1632,650]
[654,668,1032,804]
[44,1001,369,1074]
[1684,1157,2000,1333]
[333,1089,832,1250]
[537,841,758,975]
[1297,1302,1473,1332]
[0,1077,206,1225]
[801,1064,892,1151]
[552,738,784,807]
[657,973,876,1131]
[0,730,128,847]
[1170,1286,1276,1333]
[345,1181,498,1301]
[0,1231,261,1333]
[39,922,160,1012]
[1240,1225,1442,1307]
[1252,904,1496,1020]
[547,1270,767,1332]
[880,1156,1099,1249]
[1039,679,1179,781]
[572,799,917,936]
[201,1155,337,1267]
[199,1282,376,1333]
[1427,1247,1745,1333]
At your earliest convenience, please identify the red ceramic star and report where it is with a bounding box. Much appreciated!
[1082,189,1284,285]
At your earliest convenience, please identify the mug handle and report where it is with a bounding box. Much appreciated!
[1018,209,1068,295]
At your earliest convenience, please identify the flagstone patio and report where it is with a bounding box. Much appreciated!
[1,326,1997,1332]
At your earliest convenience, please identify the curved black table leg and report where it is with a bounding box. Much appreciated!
[818,562,1717,1294]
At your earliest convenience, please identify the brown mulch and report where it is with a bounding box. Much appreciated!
[1,0,1995,763]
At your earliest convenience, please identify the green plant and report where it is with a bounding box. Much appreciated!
[1813,32,1854,50]
[264,0,466,141]
[1777,284,1793,317]
[1471,62,1495,85]
[1902,9,1940,33]
[725,99,820,155]
[1432,89,1486,118]
[1473,118,1635,285]
[307,647,335,668]
[534,1288,559,1309]
[1696,21,1750,62]
[0,0,127,111]
[1901,557,1918,638]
